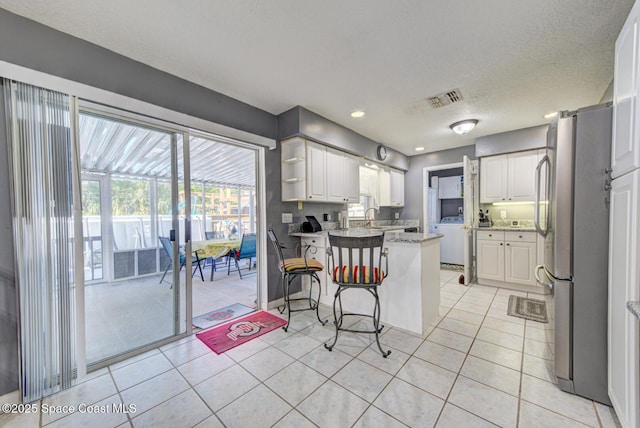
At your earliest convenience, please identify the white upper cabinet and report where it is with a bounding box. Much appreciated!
[326,147,346,203]
[377,168,405,207]
[390,168,405,207]
[344,155,360,203]
[480,150,539,203]
[507,151,539,201]
[480,155,508,202]
[378,170,391,206]
[306,141,327,201]
[281,137,307,201]
[326,148,360,203]
[281,137,360,203]
[612,10,639,179]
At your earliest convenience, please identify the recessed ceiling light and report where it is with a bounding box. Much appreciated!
[415,147,425,152]
[544,111,558,119]
[450,119,478,135]
[350,110,366,118]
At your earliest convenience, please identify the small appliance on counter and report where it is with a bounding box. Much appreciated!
[301,215,322,233]
[478,210,491,227]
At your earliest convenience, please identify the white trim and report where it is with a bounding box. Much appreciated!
[422,162,464,231]
[0,60,276,150]
[257,147,269,310]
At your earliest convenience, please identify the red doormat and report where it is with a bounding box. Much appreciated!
[196,311,287,355]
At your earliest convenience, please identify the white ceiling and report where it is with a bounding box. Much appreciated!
[0,0,634,155]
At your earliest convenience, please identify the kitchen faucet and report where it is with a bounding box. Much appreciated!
[364,207,379,228]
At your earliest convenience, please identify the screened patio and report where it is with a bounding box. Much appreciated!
[78,110,258,365]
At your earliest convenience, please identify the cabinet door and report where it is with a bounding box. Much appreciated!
[306,142,327,201]
[378,170,391,206]
[507,151,538,201]
[480,155,508,202]
[345,155,360,203]
[504,241,536,285]
[390,169,404,206]
[326,148,346,202]
[477,239,504,281]
[612,10,639,179]
[608,169,640,428]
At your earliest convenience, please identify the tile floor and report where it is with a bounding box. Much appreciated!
[0,270,620,428]
[85,264,257,363]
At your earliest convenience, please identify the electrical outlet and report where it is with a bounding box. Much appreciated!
[458,206,463,214]
[282,213,293,223]
[394,212,399,219]
[500,210,507,220]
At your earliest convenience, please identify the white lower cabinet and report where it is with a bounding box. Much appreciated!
[477,237,505,281]
[477,230,539,290]
[504,240,536,285]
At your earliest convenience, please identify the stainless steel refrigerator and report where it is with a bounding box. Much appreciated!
[535,102,612,404]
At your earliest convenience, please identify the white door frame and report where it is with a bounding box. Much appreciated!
[422,162,463,233]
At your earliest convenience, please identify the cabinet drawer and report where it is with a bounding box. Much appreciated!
[505,231,537,243]
[476,230,505,241]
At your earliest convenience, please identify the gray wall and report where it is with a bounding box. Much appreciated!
[0,84,18,396]
[279,106,409,171]
[0,8,276,140]
[404,145,477,227]
[475,124,548,157]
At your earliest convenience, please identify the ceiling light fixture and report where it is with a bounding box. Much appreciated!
[544,111,558,119]
[415,147,425,152]
[350,110,366,118]
[450,119,478,135]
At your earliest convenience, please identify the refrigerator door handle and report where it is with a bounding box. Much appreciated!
[534,155,550,237]
[535,265,554,293]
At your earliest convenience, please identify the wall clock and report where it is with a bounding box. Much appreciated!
[376,145,388,161]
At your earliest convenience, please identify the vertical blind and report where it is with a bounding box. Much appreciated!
[4,80,78,402]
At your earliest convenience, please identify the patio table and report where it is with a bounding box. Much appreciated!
[192,239,242,280]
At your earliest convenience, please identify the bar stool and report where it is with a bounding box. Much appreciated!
[324,233,391,357]
[267,228,326,332]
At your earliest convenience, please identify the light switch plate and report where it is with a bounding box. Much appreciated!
[394,213,400,219]
[282,213,293,223]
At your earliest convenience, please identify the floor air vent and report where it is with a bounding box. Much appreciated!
[428,89,463,109]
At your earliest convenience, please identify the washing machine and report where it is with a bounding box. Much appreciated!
[432,216,465,265]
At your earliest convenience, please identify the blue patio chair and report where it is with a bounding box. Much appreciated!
[228,233,256,279]
[204,231,230,279]
[159,236,205,287]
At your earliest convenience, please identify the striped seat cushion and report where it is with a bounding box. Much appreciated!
[281,257,324,272]
[332,265,384,284]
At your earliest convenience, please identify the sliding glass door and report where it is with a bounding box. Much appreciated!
[79,112,187,366]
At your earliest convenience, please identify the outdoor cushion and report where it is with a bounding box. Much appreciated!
[281,257,324,272]
[332,265,384,284]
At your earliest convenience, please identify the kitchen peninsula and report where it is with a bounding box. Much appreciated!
[290,229,443,336]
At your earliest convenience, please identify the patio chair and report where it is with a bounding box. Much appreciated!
[228,233,257,279]
[159,236,205,287]
[268,228,326,331]
[204,231,230,278]
[324,232,391,357]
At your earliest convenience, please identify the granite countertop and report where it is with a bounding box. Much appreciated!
[627,301,640,321]
[384,231,443,243]
[475,227,537,232]
[291,229,443,243]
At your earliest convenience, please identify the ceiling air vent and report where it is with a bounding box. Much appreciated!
[428,89,463,109]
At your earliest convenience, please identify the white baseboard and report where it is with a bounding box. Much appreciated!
[477,278,550,295]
